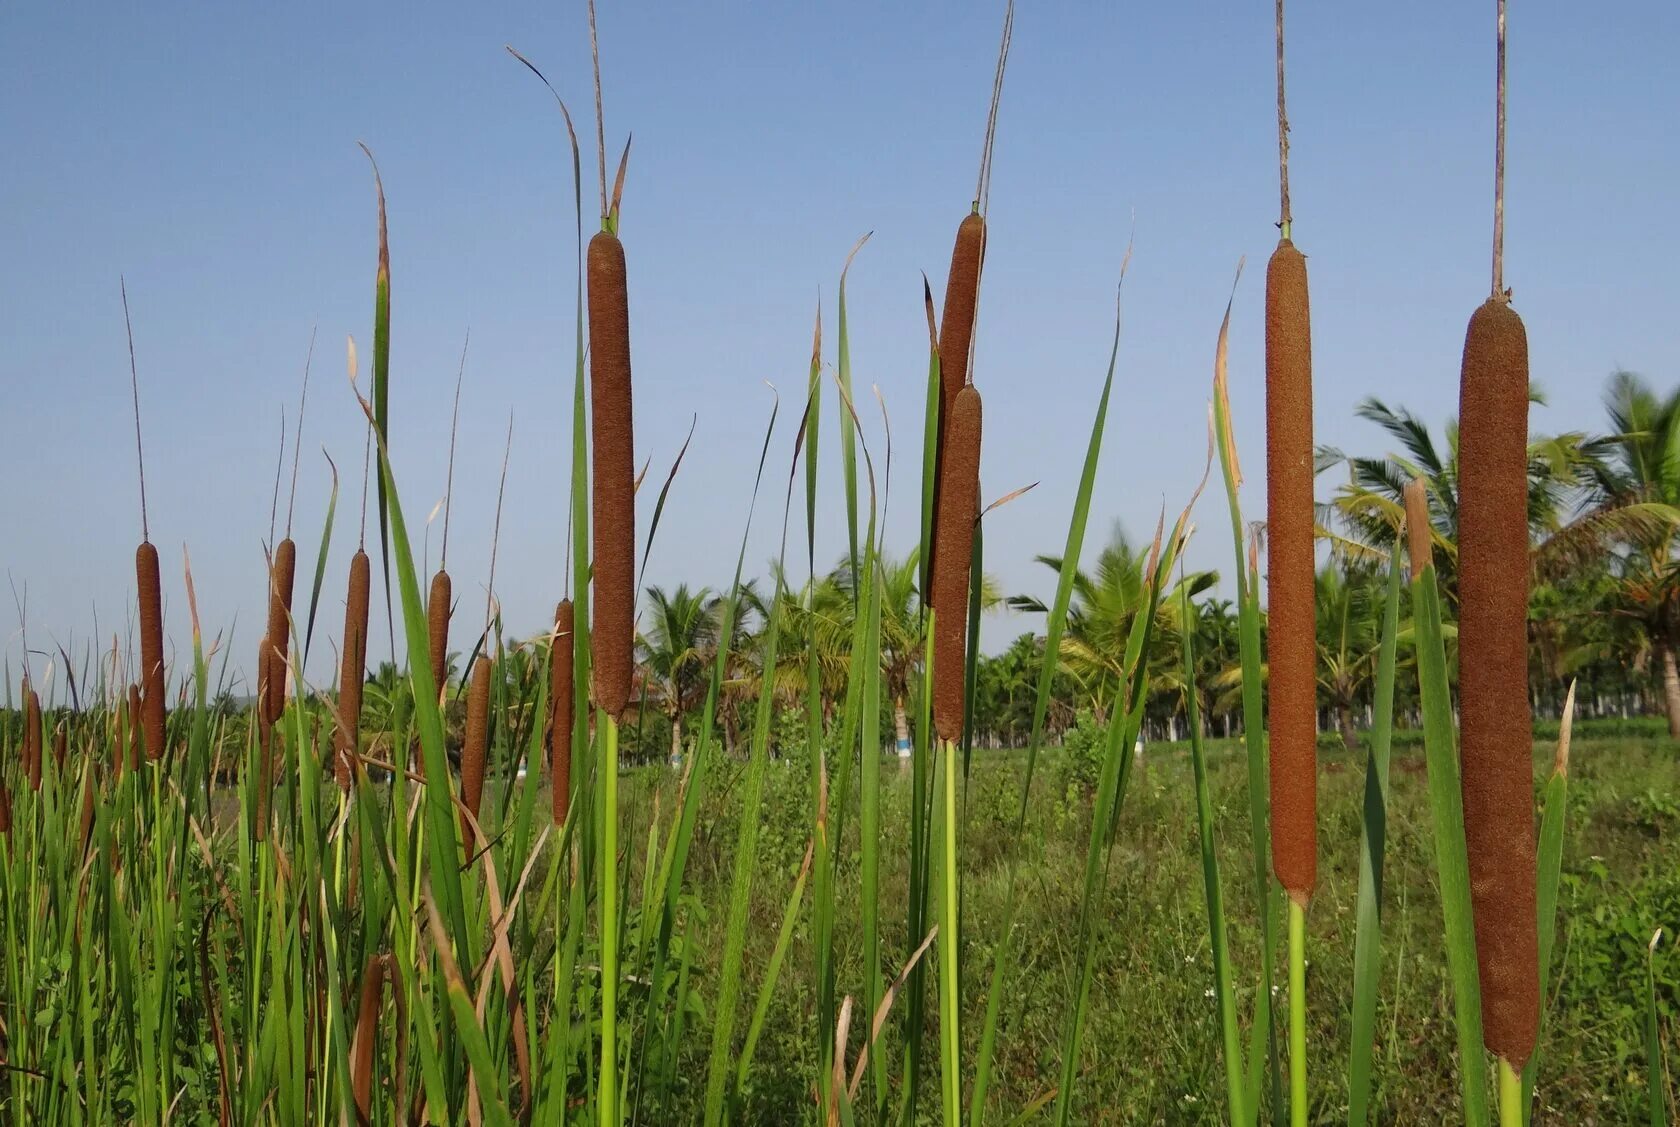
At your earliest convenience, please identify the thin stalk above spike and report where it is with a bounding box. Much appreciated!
[1275,0,1292,238]
[441,330,468,568]
[284,326,315,538]
[122,277,149,542]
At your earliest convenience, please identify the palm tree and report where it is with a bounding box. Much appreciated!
[1009,524,1213,726]
[638,584,721,763]
[1543,371,1680,735]
[1315,563,1384,751]
[1322,395,1597,607]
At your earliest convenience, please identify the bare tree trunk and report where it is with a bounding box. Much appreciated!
[1661,646,1680,738]
[670,712,683,766]
[1339,704,1361,753]
[894,697,911,759]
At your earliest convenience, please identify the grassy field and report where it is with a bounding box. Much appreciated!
[592,729,1679,1123]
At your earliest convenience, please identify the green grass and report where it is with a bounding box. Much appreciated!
[591,732,1677,1123]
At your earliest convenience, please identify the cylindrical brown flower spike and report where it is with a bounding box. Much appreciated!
[928,211,986,609]
[1265,237,1318,904]
[137,540,166,760]
[1456,295,1539,1066]
[114,695,129,780]
[265,539,297,725]
[127,683,143,772]
[460,654,492,850]
[550,600,575,826]
[336,549,371,790]
[24,685,42,792]
[427,568,452,700]
[931,386,983,743]
[1404,478,1433,582]
[588,229,635,720]
[350,953,389,1122]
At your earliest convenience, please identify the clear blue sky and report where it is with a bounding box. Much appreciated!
[3,2,1675,700]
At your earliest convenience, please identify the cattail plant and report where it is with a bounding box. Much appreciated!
[927,213,986,607]
[550,599,574,825]
[125,280,166,764]
[336,549,371,790]
[585,8,634,1116]
[1263,2,1317,1119]
[77,769,95,856]
[428,334,468,706]
[460,654,491,849]
[1457,5,1539,1109]
[136,542,165,760]
[255,634,273,840]
[127,683,142,772]
[53,723,67,772]
[265,538,297,724]
[588,224,634,721]
[24,682,42,791]
[350,953,391,1121]
[931,387,983,741]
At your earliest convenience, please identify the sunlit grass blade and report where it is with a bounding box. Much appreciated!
[301,451,339,666]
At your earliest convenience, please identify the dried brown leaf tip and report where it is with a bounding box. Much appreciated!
[1404,478,1432,581]
[1455,295,1539,1065]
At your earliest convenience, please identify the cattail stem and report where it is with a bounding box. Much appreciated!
[1289,898,1307,1127]
[1498,1060,1522,1127]
[441,332,469,568]
[598,709,620,1127]
[121,277,149,542]
[1493,0,1507,298]
[1275,0,1292,237]
[284,328,315,538]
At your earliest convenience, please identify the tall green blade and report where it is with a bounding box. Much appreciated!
[1413,561,1490,1127]
[1522,683,1574,1124]
[1349,542,1404,1126]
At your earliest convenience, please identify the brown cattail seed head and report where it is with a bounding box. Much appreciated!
[78,770,95,856]
[114,695,129,780]
[127,683,142,772]
[1456,296,1539,1065]
[550,600,575,826]
[265,539,297,724]
[350,954,390,1121]
[1404,478,1433,582]
[460,654,492,849]
[931,386,983,743]
[588,229,635,720]
[427,568,452,700]
[929,212,987,608]
[1265,238,1317,903]
[24,687,42,791]
[53,724,67,771]
[336,549,372,790]
[137,540,166,760]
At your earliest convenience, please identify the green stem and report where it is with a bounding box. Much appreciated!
[1290,898,1307,1127]
[1498,1058,1523,1127]
[600,710,619,1127]
[939,736,961,1122]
